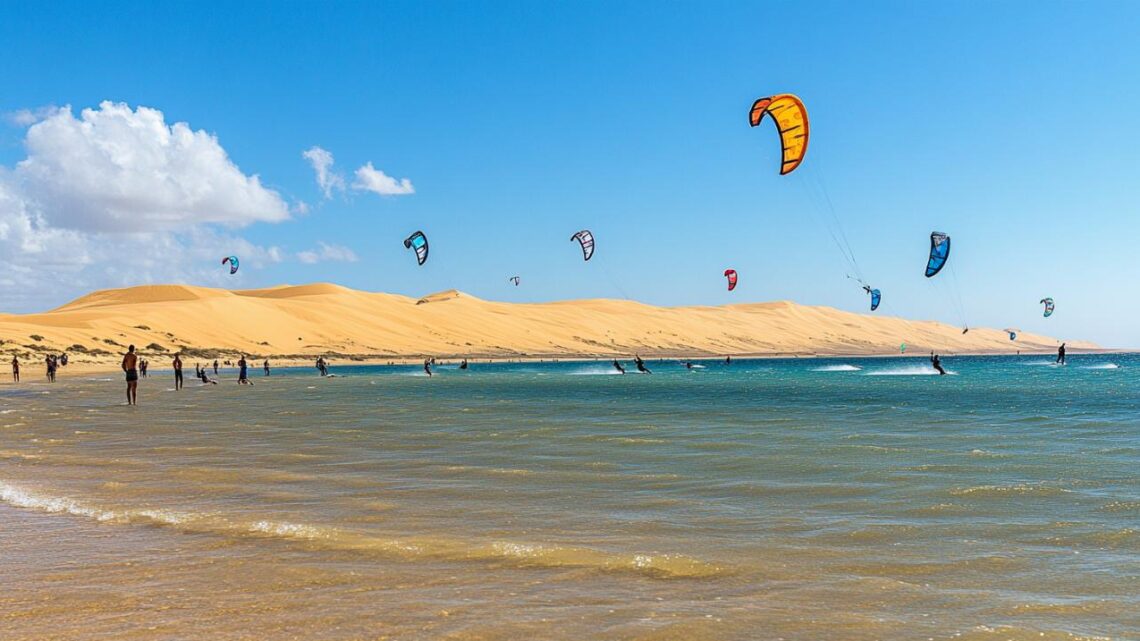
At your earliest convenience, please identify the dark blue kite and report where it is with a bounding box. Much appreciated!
[404,231,428,265]
[925,232,950,278]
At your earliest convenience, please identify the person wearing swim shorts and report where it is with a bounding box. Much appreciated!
[122,345,139,405]
[173,353,183,390]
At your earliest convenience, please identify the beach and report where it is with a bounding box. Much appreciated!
[0,285,1095,376]
[2,356,1137,640]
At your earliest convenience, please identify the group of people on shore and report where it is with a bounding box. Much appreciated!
[9,353,71,383]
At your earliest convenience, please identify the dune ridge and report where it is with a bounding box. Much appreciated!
[1,283,1096,367]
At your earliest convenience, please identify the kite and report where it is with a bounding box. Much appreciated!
[863,285,881,311]
[1005,328,1019,341]
[900,343,907,353]
[222,256,239,274]
[749,94,809,175]
[925,232,951,278]
[1040,297,1055,318]
[509,276,520,286]
[724,269,738,291]
[403,231,428,265]
[571,230,595,261]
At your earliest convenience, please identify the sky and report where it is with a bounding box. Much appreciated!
[1,0,1138,346]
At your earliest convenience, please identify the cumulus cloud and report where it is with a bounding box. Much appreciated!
[352,161,414,196]
[297,242,358,264]
[4,106,57,127]
[16,101,289,232]
[0,102,292,312]
[302,146,345,199]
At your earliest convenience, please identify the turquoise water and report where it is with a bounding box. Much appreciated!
[1,354,1137,640]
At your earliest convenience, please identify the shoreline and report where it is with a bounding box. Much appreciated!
[7,347,1128,381]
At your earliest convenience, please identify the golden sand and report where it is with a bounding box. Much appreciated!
[0,283,1092,371]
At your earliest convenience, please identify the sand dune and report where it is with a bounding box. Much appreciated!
[0,283,1095,368]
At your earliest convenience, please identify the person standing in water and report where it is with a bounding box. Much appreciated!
[173,353,183,390]
[930,352,946,376]
[122,345,139,405]
[213,359,219,375]
[634,354,651,374]
[612,359,626,374]
[263,359,270,376]
[237,355,251,385]
[11,355,19,382]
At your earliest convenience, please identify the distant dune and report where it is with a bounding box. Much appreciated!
[0,283,1096,369]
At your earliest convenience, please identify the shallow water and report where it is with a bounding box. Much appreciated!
[2,355,1137,640]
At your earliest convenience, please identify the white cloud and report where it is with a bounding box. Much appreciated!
[0,102,293,312]
[16,101,289,233]
[352,161,414,196]
[4,106,57,127]
[296,241,358,264]
[302,146,345,199]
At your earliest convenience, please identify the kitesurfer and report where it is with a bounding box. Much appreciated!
[459,359,468,370]
[634,355,651,374]
[424,359,433,377]
[930,352,946,376]
[1057,343,1066,365]
[612,360,626,374]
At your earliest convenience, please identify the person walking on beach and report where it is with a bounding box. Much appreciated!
[11,355,19,382]
[930,352,946,376]
[1056,343,1066,365]
[140,359,148,378]
[45,355,57,383]
[213,359,219,375]
[173,353,184,390]
[122,345,139,405]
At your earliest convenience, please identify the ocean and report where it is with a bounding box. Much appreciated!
[1,354,1137,640]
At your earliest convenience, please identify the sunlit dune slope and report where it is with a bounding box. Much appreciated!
[0,283,1095,366]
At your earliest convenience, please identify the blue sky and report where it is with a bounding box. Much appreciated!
[1,1,1138,346]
